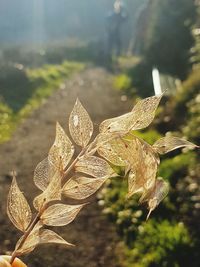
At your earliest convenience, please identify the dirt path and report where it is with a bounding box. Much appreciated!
[0,68,133,267]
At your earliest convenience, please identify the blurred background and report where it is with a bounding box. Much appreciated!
[0,0,199,267]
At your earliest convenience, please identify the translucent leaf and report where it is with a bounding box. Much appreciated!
[69,98,93,147]
[62,176,107,200]
[49,122,74,169]
[75,156,116,178]
[15,222,42,255]
[33,169,62,211]
[7,175,32,232]
[153,136,197,154]
[124,137,158,198]
[130,94,163,131]
[40,229,74,247]
[41,203,84,226]
[33,157,56,191]
[97,137,127,166]
[15,225,73,256]
[99,95,162,133]
[146,177,169,220]
[99,112,134,133]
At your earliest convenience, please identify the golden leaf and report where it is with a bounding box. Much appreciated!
[69,98,93,147]
[97,137,127,166]
[75,156,116,178]
[33,157,56,191]
[49,122,74,169]
[62,176,107,200]
[33,169,62,211]
[15,222,42,255]
[146,177,169,220]
[7,175,32,232]
[130,94,163,130]
[40,203,84,226]
[99,112,134,134]
[123,137,158,198]
[99,95,162,134]
[39,229,74,247]
[153,136,197,154]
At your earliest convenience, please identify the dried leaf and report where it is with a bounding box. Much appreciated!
[146,177,169,220]
[33,157,56,191]
[49,122,74,169]
[62,176,107,200]
[15,222,42,255]
[33,169,62,211]
[40,229,74,247]
[41,203,84,226]
[97,137,127,166]
[124,137,158,198]
[99,95,162,134]
[75,156,116,178]
[99,112,134,134]
[7,175,32,232]
[153,136,197,154]
[130,94,163,131]
[69,98,93,147]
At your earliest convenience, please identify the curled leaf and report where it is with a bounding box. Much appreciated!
[40,229,74,247]
[75,156,116,178]
[41,203,84,226]
[146,177,169,220]
[124,137,158,198]
[33,169,62,211]
[7,175,32,232]
[49,122,74,169]
[153,136,197,154]
[69,98,93,147]
[62,176,107,200]
[33,157,56,191]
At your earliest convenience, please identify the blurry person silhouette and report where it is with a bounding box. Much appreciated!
[106,0,128,59]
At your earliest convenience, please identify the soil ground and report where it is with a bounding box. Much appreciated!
[0,68,133,267]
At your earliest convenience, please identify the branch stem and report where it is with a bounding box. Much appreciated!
[10,212,41,264]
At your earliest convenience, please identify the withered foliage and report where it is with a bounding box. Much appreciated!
[6,95,198,262]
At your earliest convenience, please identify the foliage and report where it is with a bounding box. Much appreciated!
[4,94,197,265]
[0,61,84,143]
[122,220,192,267]
[113,74,132,91]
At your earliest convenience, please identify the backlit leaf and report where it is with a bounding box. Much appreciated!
[62,176,107,200]
[69,98,93,147]
[33,169,62,211]
[146,177,169,220]
[41,203,84,226]
[7,175,32,232]
[153,136,197,154]
[75,156,116,178]
[130,94,163,131]
[33,157,56,191]
[99,95,162,133]
[49,122,74,169]
[40,229,74,247]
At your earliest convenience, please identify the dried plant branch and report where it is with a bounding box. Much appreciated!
[4,95,198,265]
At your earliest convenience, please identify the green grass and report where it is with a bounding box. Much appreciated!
[0,61,84,143]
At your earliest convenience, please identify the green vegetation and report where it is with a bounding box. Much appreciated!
[122,220,192,267]
[0,61,84,143]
